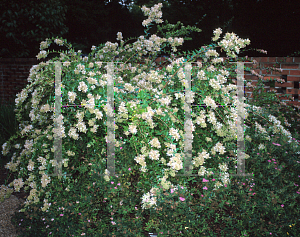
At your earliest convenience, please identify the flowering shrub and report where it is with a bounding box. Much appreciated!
[1,3,300,236]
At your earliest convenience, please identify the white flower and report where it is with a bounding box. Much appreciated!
[41,174,51,188]
[78,81,88,93]
[27,160,35,171]
[148,149,160,161]
[192,154,205,167]
[36,50,47,60]
[198,166,207,176]
[149,137,161,149]
[258,144,265,150]
[118,102,128,114]
[129,124,137,134]
[54,39,64,46]
[68,127,79,140]
[116,32,123,41]
[219,163,228,172]
[169,128,180,141]
[68,91,77,103]
[94,109,103,120]
[40,40,50,50]
[76,121,87,133]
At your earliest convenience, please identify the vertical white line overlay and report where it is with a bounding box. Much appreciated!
[51,60,253,180]
[181,63,193,176]
[107,62,117,176]
[230,62,252,177]
[53,61,63,179]
[51,61,71,180]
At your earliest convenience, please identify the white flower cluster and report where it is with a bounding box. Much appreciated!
[203,96,218,110]
[41,198,52,212]
[68,91,77,104]
[148,149,160,161]
[41,174,51,188]
[166,153,183,171]
[8,178,24,192]
[134,154,148,172]
[218,31,251,57]
[15,88,29,106]
[195,110,207,128]
[54,39,64,46]
[205,49,219,58]
[78,81,88,93]
[211,142,226,155]
[167,37,184,52]
[116,32,123,41]
[141,191,157,210]
[169,127,180,141]
[39,39,51,50]
[24,139,34,151]
[211,57,224,65]
[209,78,222,91]
[20,124,33,136]
[150,137,161,149]
[63,61,71,68]
[157,95,172,106]
[117,102,128,118]
[141,107,155,122]
[212,28,222,41]
[27,159,35,171]
[36,50,47,60]
[74,63,86,75]
[82,93,96,111]
[68,127,79,140]
[196,70,207,80]
[141,3,164,27]
[141,182,190,210]
[124,83,136,93]
[40,104,51,113]
[219,163,228,172]
[165,142,177,157]
[102,42,119,54]
[129,124,138,134]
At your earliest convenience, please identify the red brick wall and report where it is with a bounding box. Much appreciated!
[239,57,300,110]
[1,57,299,113]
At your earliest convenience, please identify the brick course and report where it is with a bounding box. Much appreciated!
[1,57,299,115]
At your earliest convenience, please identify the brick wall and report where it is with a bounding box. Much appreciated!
[0,58,47,106]
[1,57,299,114]
[233,57,300,111]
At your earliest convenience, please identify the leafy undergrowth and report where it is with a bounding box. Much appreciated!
[1,97,300,236]
[3,130,299,237]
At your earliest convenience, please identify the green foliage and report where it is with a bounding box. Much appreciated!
[155,19,202,56]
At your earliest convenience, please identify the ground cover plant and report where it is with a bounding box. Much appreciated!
[0,3,300,236]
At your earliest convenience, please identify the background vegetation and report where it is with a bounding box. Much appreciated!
[1,0,300,58]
